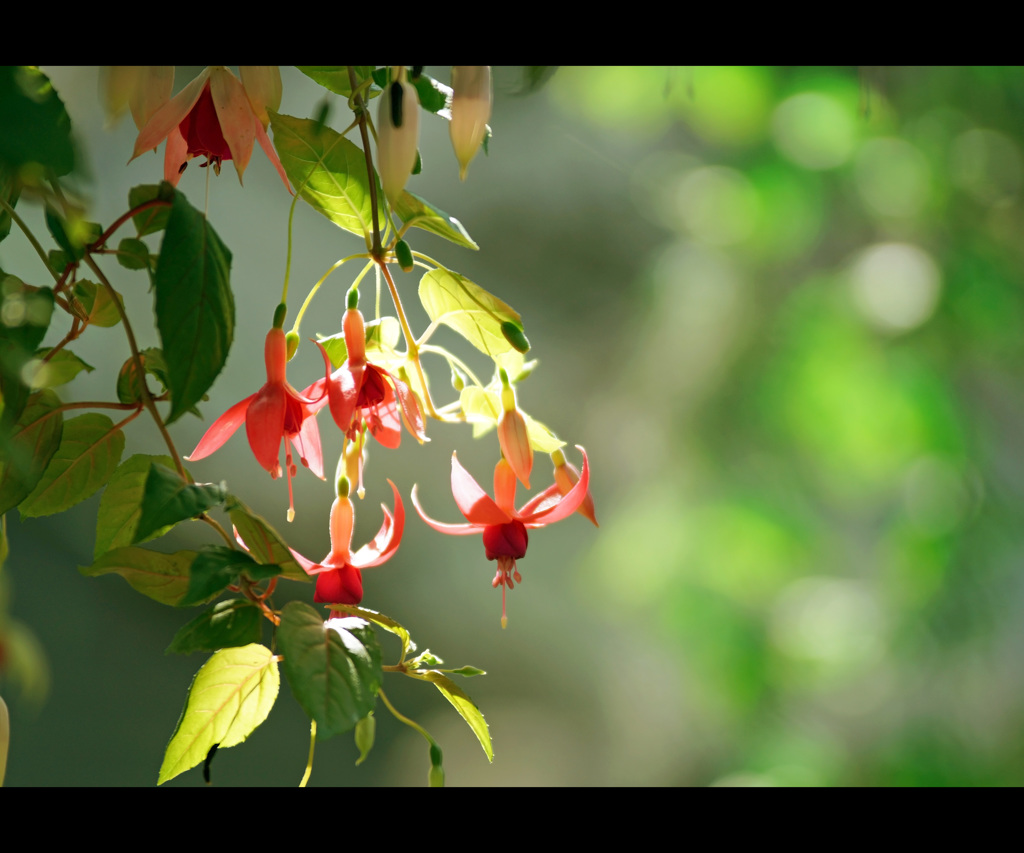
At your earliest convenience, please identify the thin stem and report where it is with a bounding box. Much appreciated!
[347,65,382,258]
[0,195,59,283]
[291,256,372,337]
[57,400,143,412]
[280,190,301,305]
[92,199,171,251]
[419,344,487,389]
[83,253,188,482]
[299,720,317,788]
[378,689,434,744]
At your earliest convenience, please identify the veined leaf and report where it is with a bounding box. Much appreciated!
[417,670,493,762]
[95,453,176,559]
[278,602,382,740]
[158,644,279,785]
[155,189,233,424]
[182,546,278,607]
[128,183,173,236]
[226,495,307,582]
[116,347,170,406]
[165,600,263,655]
[270,111,384,241]
[72,280,123,328]
[80,546,199,606]
[329,603,413,662]
[27,347,93,389]
[0,389,63,516]
[19,413,124,518]
[419,267,522,356]
[133,463,226,544]
[395,191,478,250]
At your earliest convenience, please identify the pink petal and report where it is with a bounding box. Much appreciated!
[238,66,281,127]
[521,446,590,526]
[352,479,405,568]
[411,484,486,536]
[186,394,254,461]
[451,452,510,525]
[367,385,402,449]
[131,68,210,162]
[245,383,286,473]
[208,67,256,184]
[255,114,293,193]
[163,126,189,185]
[517,483,562,520]
[388,369,427,443]
[315,342,359,432]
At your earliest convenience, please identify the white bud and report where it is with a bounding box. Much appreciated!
[450,66,491,180]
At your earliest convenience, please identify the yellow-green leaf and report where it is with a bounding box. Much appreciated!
[226,495,307,582]
[418,670,493,762]
[79,546,198,606]
[419,267,522,356]
[158,644,279,785]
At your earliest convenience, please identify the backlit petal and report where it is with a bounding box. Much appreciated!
[412,484,486,535]
[521,446,590,526]
[186,394,254,461]
[452,452,510,525]
[388,368,427,443]
[254,116,293,192]
[245,384,286,473]
[131,67,210,161]
[239,66,281,127]
[352,480,405,568]
[163,126,189,185]
[517,483,562,521]
[209,67,255,184]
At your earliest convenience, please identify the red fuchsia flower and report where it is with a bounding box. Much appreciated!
[130,66,290,190]
[551,447,598,527]
[304,305,426,481]
[412,446,591,628]
[289,479,404,605]
[187,327,324,521]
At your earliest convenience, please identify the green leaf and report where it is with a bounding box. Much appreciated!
[128,183,173,236]
[0,389,63,516]
[354,712,375,765]
[0,279,54,432]
[0,165,19,246]
[277,602,382,740]
[182,546,276,607]
[269,111,384,240]
[394,191,478,250]
[45,204,81,260]
[166,599,263,655]
[26,347,93,389]
[419,267,523,356]
[329,603,413,662]
[19,413,124,518]
[226,495,307,582]
[155,189,233,424]
[134,463,226,544]
[409,73,450,115]
[447,666,486,677]
[80,546,199,606]
[158,644,279,785]
[72,280,122,328]
[116,347,169,405]
[95,453,176,559]
[117,237,150,271]
[296,66,376,99]
[0,66,75,175]
[418,670,493,762]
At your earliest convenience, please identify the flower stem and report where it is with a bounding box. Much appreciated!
[291,256,372,338]
[348,65,382,257]
[299,720,317,788]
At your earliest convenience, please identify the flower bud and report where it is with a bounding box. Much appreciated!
[450,66,491,181]
[285,331,299,361]
[501,321,530,353]
[551,448,598,527]
[395,239,414,273]
[354,712,376,765]
[343,307,367,366]
[497,369,532,488]
[377,71,420,209]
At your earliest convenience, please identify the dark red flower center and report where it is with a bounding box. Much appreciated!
[178,84,232,164]
[482,520,528,561]
[358,366,388,408]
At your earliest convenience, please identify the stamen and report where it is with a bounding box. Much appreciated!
[285,445,296,522]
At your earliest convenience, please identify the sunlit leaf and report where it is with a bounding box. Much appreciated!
[19,413,124,518]
[158,644,279,785]
[0,389,62,516]
[27,347,93,389]
[165,600,263,655]
[277,602,382,740]
[80,546,199,606]
[95,453,176,559]
[395,191,478,250]
[182,546,278,607]
[417,670,492,762]
[329,603,413,661]
[419,267,522,356]
[270,111,384,241]
[133,463,226,543]
[155,189,233,424]
[226,495,307,582]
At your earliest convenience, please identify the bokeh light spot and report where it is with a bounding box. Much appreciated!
[772,93,856,170]
[850,242,941,333]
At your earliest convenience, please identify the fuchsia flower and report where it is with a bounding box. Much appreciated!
[412,446,591,627]
[290,480,404,604]
[130,66,290,190]
[187,327,324,521]
[306,305,426,455]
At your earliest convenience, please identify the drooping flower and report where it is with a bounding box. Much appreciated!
[377,67,420,208]
[412,446,590,628]
[187,327,324,521]
[449,66,491,181]
[289,479,404,604]
[130,65,290,190]
[305,305,426,460]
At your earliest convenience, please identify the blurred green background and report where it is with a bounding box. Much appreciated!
[3,66,1024,786]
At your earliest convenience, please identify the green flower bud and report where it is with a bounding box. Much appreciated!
[501,321,530,353]
[354,713,376,765]
[395,239,414,273]
[285,331,299,361]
